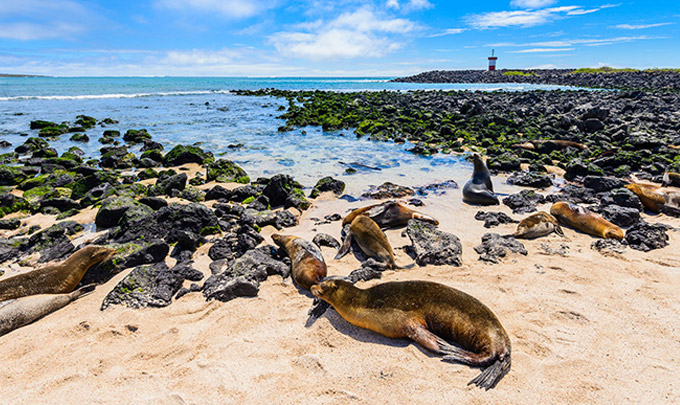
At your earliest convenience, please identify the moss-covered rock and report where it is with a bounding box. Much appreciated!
[137,168,159,180]
[0,165,27,186]
[309,176,345,198]
[95,196,140,228]
[30,120,57,130]
[71,171,119,200]
[15,137,48,154]
[180,187,205,202]
[206,159,248,183]
[75,115,97,129]
[163,144,214,166]
[140,149,164,162]
[70,133,89,142]
[123,129,152,144]
[38,125,68,137]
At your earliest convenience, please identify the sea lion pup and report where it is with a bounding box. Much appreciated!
[462,154,499,206]
[335,215,409,269]
[0,284,95,337]
[625,183,666,213]
[512,211,564,239]
[550,202,624,240]
[341,201,439,228]
[0,246,115,302]
[512,139,589,152]
[311,279,512,389]
[272,234,327,290]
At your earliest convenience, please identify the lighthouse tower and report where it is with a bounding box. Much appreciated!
[488,49,497,71]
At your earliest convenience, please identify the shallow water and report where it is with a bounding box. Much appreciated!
[0,77,574,194]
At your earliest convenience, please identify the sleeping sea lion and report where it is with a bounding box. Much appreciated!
[335,216,406,269]
[462,154,499,206]
[0,284,95,337]
[625,183,666,212]
[0,246,115,302]
[342,201,439,228]
[272,234,327,290]
[311,279,511,390]
[512,211,564,239]
[550,202,624,240]
[512,139,589,152]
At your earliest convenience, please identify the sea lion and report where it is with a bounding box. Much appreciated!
[550,202,624,240]
[311,279,511,389]
[462,154,499,206]
[0,245,115,302]
[625,183,666,213]
[0,284,95,337]
[662,171,680,188]
[335,216,405,269]
[342,201,439,228]
[272,234,327,290]
[512,211,564,239]
[512,139,589,151]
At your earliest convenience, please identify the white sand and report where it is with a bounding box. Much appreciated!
[1,184,679,404]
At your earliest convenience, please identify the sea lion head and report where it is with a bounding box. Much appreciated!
[471,153,485,171]
[310,278,352,303]
[603,227,625,241]
[271,234,292,249]
[79,245,117,264]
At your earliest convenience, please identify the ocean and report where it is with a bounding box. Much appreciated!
[0,77,571,194]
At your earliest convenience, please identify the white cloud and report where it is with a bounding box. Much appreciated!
[0,0,95,40]
[467,4,619,29]
[0,22,85,41]
[488,35,662,48]
[384,0,432,11]
[155,0,274,19]
[510,0,557,8]
[428,28,466,37]
[269,8,417,60]
[466,7,579,29]
[614,23,673,30]
[510,47,574,53]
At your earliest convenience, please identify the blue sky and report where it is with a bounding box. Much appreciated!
[0,0,678,76]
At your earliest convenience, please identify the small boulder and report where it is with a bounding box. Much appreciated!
[406,219,462,266]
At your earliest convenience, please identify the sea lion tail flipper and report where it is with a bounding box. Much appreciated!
[71,284,96,299]
[334,232,353,260]
[555,224,565,236]
[394,262,416,270]
[467,356,511,390]
[412,213,439,226]
[306,298,331,326]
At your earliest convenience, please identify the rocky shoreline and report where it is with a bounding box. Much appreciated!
[392,68,680,91]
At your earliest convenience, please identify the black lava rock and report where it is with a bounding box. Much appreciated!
[405,219,462,266]
[624,221,670,251]
[502,190,546,214]
[474,211,518,228]
[474,233,527,264]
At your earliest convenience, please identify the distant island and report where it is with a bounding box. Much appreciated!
[393,67,680,91]
[0,73,46,77]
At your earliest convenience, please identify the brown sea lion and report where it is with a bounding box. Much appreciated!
[512,139,589,151]
[272,234,327,290]
[0,284,95,337]
[550,202,624,240]
[311,279,511,389]
[0,246,115,302]
[342,201,439,228]
[512,211,564,239]
[335,216,406,269]
[625,183,666,213]
[462,154,499,206]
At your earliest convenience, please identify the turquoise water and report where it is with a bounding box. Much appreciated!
[0,77,569,194]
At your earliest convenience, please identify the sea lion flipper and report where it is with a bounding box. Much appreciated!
[334,232,353,260]
[554,224,565,236]
[306,298,331,325]
[467,357,511,390]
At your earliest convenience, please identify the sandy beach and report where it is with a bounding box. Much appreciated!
[1,175,678,404]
